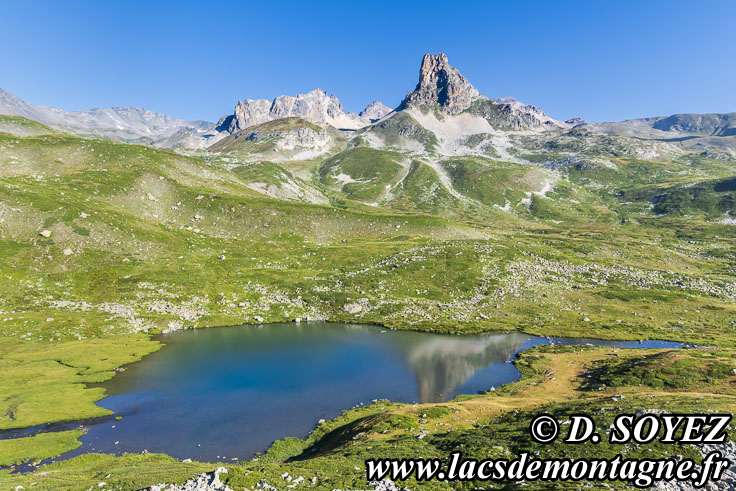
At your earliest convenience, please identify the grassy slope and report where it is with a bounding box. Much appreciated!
[208,117,325,155]
[0,453,212,489]
[0,115,56,137]
[361,111,438,152]
[0,335,159,429]
[0,118,735,487]
[652,176,736,217]
[0,430,82,467]
[319,147,406,202]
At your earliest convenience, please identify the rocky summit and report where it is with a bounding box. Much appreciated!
[359,100,393,122]
[400,53,481,114]
[216,88,387,134]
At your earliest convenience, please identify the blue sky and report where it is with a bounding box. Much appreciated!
[1,0,734,123]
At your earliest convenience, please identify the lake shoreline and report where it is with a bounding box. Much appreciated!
[1,323,685,472]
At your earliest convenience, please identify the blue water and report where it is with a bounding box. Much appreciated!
[46,323,681,462]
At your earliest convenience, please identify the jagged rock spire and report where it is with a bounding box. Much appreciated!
[399,53,481,114]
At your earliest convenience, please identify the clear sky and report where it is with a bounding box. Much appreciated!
[1,0,734,123]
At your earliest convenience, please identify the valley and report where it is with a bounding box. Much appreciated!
[0,53,735,489]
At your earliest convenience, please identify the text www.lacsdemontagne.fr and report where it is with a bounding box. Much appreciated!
[366,451,729,487]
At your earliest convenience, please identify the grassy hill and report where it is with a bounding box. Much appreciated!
[208,117,343,161]
[0,114,55,136]
[652,176,736,217]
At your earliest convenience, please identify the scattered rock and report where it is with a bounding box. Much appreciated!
[147,467,232,491]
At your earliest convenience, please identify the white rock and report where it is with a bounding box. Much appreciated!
[344,303,363,314]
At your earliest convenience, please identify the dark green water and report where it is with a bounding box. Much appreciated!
[51,322,680,462]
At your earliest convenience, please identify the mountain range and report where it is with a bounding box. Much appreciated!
[0,88,213,142]
[1,52,735,216]
[3,53,735,155]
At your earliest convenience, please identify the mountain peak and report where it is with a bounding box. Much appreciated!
[218,89,386,135]
[400,53,480,114]
[359,101,392,122]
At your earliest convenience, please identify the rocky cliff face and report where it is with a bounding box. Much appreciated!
[216,89,388,133]
[399,53,481,114]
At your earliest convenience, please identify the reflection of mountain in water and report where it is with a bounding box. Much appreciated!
[395,332,531,403]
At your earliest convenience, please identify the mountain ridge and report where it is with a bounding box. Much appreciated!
[3,54,736,151]
[215,89,392,135]
[0,88,212,141]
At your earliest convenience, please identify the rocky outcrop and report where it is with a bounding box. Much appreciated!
[216,89,388,133]
[360,101,392,122]
[399,53,481,114]
[492,97,571,129]
[654,441,736,490]
[147,467,232,491]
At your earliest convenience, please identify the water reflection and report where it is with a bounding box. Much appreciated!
[393,332,531,402]
[40,323,679,462]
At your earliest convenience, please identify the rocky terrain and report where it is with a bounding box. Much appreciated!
[148,467,232,491]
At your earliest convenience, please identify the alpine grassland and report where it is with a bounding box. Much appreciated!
[2,42,736,489]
